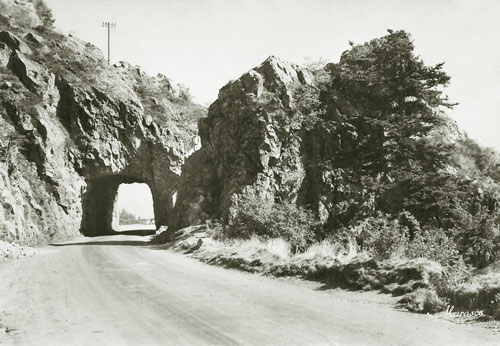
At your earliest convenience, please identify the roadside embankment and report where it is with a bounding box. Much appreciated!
[163,224,500,326]
[0,240,37,261]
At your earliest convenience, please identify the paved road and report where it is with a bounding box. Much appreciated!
[0,234,498,346]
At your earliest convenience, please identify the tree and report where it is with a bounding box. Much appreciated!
[34,0,55,30]
[302,30,463,230]
[119,209,140,224]
[322,30,455,175]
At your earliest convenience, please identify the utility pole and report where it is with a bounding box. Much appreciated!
[101,22,116,65]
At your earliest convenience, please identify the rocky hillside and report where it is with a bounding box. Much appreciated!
[0,0,205,245]
[1,0,499,273]
[176,31,500,270]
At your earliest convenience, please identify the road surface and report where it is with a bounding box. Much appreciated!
[0,233,498,346]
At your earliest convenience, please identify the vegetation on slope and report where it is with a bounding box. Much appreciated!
[0,0,206,148]
[224,29,500,271]
[186,30,500,321]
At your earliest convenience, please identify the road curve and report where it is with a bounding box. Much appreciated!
[0,234,498,346]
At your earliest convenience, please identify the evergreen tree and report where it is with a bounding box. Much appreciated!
[323,29,455,175]
[34,0,55,30]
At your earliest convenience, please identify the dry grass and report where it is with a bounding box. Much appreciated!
[208,237,291,261]
[170,227,500,320]
[447,273,500,316]
[202,237,358,265]
[262,238,291,259]
[295,239,358,264]
[398,288,447,313]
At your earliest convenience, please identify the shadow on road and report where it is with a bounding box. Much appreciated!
[110,229,157,236]
[50,239,153,247]
[50,229,157,247]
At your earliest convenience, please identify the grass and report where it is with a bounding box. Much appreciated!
[166,225,500,321]
[195,237,356,267]
[397,288,447,313]
[172,226,444,289]
[446,272,500,318]
[295,239,357,263]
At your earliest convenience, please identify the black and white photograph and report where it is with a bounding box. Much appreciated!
[1,0,500,345]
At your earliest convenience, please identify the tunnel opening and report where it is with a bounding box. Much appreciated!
[80,174,167,237]
[112,183,156,232]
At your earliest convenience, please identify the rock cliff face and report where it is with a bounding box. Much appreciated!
[173,55,343,227]
[2,0,495,246]
[173,56,316,227]
[0,0,205,244]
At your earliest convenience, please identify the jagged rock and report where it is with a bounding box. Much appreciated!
[7,51,56,99]
[175,56,313,224]
[0,0,206,245]
[0,81,12,89]
[0,30,32,55]
[0,42,11,66]
[24,32,44,45]
[134,66,146,77]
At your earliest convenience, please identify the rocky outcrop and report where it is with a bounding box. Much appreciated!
[0,30,32,55]
[0,1,206,245]
[174,54,377,226]
[174,40,471,232]
[8,51,56,99]
[174,56,314,225]
[2,0,493,247]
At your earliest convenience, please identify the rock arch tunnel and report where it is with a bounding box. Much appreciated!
[80,174,171,237]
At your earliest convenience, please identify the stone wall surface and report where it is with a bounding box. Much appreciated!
[0,0,206,244]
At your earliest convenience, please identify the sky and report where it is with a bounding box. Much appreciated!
[43,0,500,151]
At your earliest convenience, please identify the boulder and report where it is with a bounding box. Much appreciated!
[0,42,11,67]
[176,56,313,223]
[24,32,44,45]
[0,30,32,55]
[7,51,56,99]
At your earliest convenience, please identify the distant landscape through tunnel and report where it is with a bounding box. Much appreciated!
[80,175,165,237]
[113,182,156,232]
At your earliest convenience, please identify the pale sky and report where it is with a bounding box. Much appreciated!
[44,0,500,152]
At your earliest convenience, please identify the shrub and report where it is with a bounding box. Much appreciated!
[398,288,447,313]
[454,218,500,269]
[33,0,55,30]
[400,228,474,294]
[5,2,39,29]
[230,195,318,252]
[406,228,462,266]
[355,213,408,258]
[398,211,422,238]
[446,273,500,319]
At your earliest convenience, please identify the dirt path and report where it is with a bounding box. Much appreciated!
[0,234,498,346]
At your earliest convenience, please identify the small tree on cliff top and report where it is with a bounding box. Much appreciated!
[324,29,456,175]
[308,29,463,231]
[34,0,55,30]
